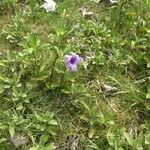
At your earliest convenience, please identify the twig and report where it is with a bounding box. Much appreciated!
[134,76,149,84]
[111,91,127,96]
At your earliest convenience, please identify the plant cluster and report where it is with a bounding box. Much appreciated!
[0,0,149,149]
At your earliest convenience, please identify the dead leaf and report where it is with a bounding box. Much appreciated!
[79,8,94,18]
[90,0,101,3]
[101,82,119,92]
[9,134,28,147]
[109,0,118,5]
[69,135,79,150]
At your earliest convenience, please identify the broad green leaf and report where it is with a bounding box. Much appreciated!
[47,127,56,136]
[145,133,150,145]
[31,74,48,81]
[80,101,90,112]
[22,93,27,98]
[45,143,56,150]
[0,138,7,143]
[48,112,54,119]
[16,104,23,111]
[48,120,58,125]
[9,125,15,137]
[107,131,115,146]
[0,87,5,94]
[46,82,59,90]
[147,62,150,68]
[35,113,45,122]
[88,128,96,138]
[4,85,11,89]
[131,40,135,49]
[55,61,65,73]
[0,74,9,82]
[27,48,34,54]
[145,57,150,68]
[146,92,150,99]
[124,132,134,146]
[61,85,71,94]
[29,145,39,150]
[0,62,6,67]
[127,55,138,64]
[146,87,150,99]
[80,115,89,122]
[0,124,7,130]
[39,135,49,144]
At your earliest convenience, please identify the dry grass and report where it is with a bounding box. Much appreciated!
[0,13,12,54]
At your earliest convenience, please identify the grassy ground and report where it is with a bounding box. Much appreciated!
[0,0,150,149]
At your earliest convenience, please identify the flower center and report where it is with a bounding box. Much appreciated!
[70,56,76,64]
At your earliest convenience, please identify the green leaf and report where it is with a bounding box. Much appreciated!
[9,125,15,137]
[0,74,9,82]
[127,55,138,64]
[27,48,34,54]
[35,113,45,122]
[16,104,23,111]
[146,93,150,99]
[48,120,58,125]
[80,101,90,112]
[80,115,89,122]
[124,132,134,146]
[61,89,71,94]
[145,57,150,68]
[48,112,54,119]
[146,87,150,99]
[145,133,150,145]
[147,62,150,68]
[39,135,49,144]
[144,102,150,110]
[131,40,135,49]
[54,61,65,73]
[0,138,7,143]
[88,128,96,138]
[47,127,56,136]
[46,82,59,90]
[106,131,115,146]
[45,143,56,150]
[0,87,5,94]
[0,124,7,130]
[0,62,6,67]
[29,145,39,150]
[31,74,48,81]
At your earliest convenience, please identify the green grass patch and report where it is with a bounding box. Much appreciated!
[0,0,150,149]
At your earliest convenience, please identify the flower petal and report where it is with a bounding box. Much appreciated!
[76,57,83,65]
[64,53,83,72]
[69,64,77,72]
[64,55,71,67]
[64,55,71,62]
[70,53,83,65]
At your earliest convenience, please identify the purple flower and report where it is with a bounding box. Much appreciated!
[64,52,83,71]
